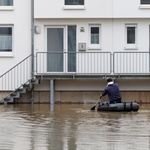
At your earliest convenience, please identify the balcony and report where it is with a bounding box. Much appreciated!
[35,51,150,79]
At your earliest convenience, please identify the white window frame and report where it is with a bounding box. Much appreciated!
[0,25,14,57]
[139,0,150,8]
[63,0,85,10]
[88,24,101,50]
[124,24,138,50]
[0,0,14,11]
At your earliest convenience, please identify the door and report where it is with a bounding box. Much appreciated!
[47,27,65,72]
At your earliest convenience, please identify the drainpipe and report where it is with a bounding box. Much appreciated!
[31,0,34,104]
[31,0,34,78]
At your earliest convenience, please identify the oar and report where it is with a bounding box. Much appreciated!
[90,96,102,110]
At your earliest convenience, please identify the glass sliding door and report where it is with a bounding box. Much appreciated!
[68,26,76,72]
[47,28,64,72]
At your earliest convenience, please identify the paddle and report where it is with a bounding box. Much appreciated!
[90,96,102,110]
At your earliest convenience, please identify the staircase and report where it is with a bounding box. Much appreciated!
[3,78,40,104]
[0,54,40,104]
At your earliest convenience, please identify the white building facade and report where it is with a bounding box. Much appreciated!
[0,0,150,103]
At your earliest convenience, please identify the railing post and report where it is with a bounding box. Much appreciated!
[111,52,113,74]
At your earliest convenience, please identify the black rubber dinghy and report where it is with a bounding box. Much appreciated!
[97,101,139,112]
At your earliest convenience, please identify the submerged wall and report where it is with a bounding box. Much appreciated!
[9,79,150,104]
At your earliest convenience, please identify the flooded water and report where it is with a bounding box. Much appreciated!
[0,104,149,150]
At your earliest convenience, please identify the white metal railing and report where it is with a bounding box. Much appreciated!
[1,51,150,101]
[113,52,150,74]
[36,52,111,75]
[0,54,33,101]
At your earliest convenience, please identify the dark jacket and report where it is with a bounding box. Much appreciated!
[102,83,121,102]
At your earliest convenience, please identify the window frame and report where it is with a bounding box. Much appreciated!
[0,0,14,11]
[124,24,138,50]
[63,0,85,10]
[88,24,101,50]
[0,25,14,57]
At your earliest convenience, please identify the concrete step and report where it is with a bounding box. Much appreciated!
[4,97,14,103]
[11,92,20,98]
[1,77,40,104]
[17,88,27,94]
[24,84,30,87]
[31,78,40,84]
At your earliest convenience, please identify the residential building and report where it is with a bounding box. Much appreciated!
[0,0,150,104]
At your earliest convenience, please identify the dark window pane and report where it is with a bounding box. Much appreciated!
[141,0,150,4]
[0,27,12,52]
[65,0,84,5]
[68,26,76,72]
[0,0,13,6]
[91,27,99,44]
[127,27,135,44]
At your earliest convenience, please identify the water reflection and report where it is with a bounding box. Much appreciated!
[0,104,149,150]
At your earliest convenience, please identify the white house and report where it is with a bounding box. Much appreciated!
[0,0,150,104]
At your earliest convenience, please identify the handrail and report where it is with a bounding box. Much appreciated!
[0,54,33,101]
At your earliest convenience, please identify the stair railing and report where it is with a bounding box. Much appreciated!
[0,54,33,102]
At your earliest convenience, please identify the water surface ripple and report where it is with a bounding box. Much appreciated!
[0,104,149,150]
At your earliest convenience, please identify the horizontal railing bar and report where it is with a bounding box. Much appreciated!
[114,52,150,53]
[36,51,111,54]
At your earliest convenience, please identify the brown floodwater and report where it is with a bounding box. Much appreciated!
[0,104,149,150]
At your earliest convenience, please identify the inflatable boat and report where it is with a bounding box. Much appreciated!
[97,101,139,112]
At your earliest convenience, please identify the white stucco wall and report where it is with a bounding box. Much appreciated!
[0,0,31,76]
[34,18,150,54]
[34,0,150,19]
[34,0,113,18]
[113,19,150,52]
[34,18,113,52]
[113,0,150,18]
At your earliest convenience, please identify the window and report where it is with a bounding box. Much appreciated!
[91,27,99,44]
[65,0,84,5]
[141,0,150,4]
[0,0,13,6]
[127,27,135,44]
[0,27,12,52]
[125,25,137,49]
[88,25,101,49]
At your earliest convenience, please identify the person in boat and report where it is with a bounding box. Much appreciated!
[101,78,122,104]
